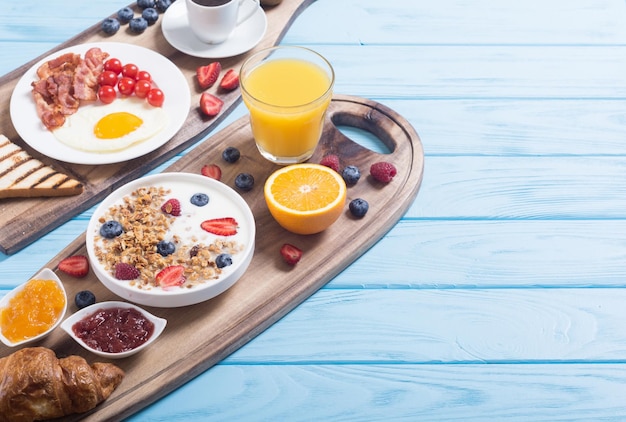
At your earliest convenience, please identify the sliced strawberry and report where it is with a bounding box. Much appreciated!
[280,244,302,266]
[219,69,240,91]
[200,217,238,236]
[196,61,221,89]
[161,198,181,216]
[58,255,90,278]
[156,265,186,288]
[199,92,224,117]
[201,164,222,181]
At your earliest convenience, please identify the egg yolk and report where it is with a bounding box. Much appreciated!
[94,112,143,139]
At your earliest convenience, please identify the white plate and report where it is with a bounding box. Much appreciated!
[161,0,267,58]
[9,42,190,165]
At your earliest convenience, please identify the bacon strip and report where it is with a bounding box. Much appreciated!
[31,47,109,130]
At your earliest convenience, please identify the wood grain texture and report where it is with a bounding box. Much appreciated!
[0,0,315,254]
[0,95,423,421]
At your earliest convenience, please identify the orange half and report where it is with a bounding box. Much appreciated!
[264,163,347,235]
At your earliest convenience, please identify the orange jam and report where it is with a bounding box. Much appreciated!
[0,279,66,343]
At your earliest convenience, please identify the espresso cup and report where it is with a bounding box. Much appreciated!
[186,0,260,44]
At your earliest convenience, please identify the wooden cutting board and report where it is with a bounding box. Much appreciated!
[0,0,317,254]
[0,94,424,421]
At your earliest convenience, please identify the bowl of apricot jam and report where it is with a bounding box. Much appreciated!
[61,301,166,359]
[0,268,68,347]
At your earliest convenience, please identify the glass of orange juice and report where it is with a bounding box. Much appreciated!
[240,46,335,164]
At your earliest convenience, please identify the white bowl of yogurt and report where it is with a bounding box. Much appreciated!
[86,172,255,308]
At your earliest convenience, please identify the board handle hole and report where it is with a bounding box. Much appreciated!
[334,125,392,154]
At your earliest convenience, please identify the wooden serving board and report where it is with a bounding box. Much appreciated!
[0,0,317,254]
[0,94,424,421]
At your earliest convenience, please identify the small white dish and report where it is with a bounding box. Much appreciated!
[0,268,67,347]
[61,301,167,359]
[10,42,190,165]
[161,0,267,58]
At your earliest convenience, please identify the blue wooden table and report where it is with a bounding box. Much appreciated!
[3,0,626,420]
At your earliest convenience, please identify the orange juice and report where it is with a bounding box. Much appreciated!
[241,47,334,164]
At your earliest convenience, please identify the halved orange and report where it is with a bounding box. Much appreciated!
[264,163,347,235]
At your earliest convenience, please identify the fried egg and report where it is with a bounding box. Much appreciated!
[52,97,168,153]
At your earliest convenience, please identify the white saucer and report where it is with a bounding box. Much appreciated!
[161,1,267,58]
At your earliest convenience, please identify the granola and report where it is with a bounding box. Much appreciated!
[93,186,244,290]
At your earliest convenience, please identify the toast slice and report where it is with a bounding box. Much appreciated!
[0,135,83,199]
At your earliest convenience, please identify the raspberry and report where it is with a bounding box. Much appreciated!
[319,154,340,172]
[114,263,140,280]
[161,198,181,216]
[370,162,397,183]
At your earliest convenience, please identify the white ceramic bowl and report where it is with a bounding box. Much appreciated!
[61,301,167,359]
[0,268,67,347]
[86,172,256,308]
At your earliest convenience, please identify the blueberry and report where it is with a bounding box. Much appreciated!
[100,220,123,238]
[235,173,254,191]
[222,146,241,163]
[101,18,121,35]
[75,290,96,309]
[142,8,159,25]
[156,240,176,257]
[137,0,156,9]
[117,7,134,24]
[349,198,369,218]
[129,17,148,33]
[215,253,232,269]
[342,165,361,186]
[155,0,172,12]
[190,193,209,207]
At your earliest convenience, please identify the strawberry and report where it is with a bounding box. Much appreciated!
[58,255,89,278]
[319,154,340,172]
[200,217,238,236]
[280,243,302,266]
[156,265,186,288]
[219,69,239,91]
[369,161,397,183]
[161,198,181,216]
[201,164,222,181]
[196,61,221,89]
[199,92,224,117]
[114,262,140,280]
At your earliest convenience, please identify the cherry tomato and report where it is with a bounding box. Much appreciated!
[147,88,165,107]
[98,70,118,87]
[122,63,139,79]
[136,70,152,82]
[103,58,123,75]
[117,77,136,96]
[134,80,152,99]
[98,85,117,104]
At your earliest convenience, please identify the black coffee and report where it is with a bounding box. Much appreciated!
[191,0,232,6]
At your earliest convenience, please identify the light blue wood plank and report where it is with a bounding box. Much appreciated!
[410,156,626,218]
[283,0,626,45]
[332,220,626,288]
[127,363,626,421]
[224,288,626,362]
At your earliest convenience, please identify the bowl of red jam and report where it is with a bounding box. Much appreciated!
[0,268,67,347]
[61,301,167,359]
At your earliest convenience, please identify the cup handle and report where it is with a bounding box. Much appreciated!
[237,0,260,25]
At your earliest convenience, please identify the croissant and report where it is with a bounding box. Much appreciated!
[0,347,125,422]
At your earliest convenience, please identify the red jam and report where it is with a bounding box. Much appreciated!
[72,306,155,353]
